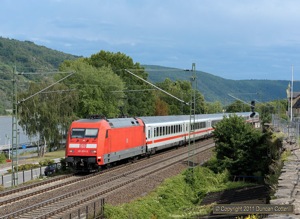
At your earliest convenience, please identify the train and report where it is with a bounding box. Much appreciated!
[65,112,259,173]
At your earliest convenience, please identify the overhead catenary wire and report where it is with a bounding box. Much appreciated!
[111,89,156,93]
[34,89,77,94]
[17,71,73,75]
[228,93,252,106]
[125,69,189,105]
[17,72,75,104]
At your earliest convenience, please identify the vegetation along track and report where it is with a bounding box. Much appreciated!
[0,139,214,219]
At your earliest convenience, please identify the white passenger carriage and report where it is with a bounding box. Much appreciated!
[140,112,258,154]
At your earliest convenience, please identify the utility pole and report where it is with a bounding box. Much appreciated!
[188,63,196,169]
[291,65,294,122]
[11,66,18,186]
[10,68,75,186]
[125,66,197,170]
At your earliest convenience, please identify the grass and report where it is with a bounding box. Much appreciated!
[21,149,65,163]
[1,149,66,165]
[104,167,254,219]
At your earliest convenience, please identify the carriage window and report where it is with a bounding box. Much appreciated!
[200,122,206,129]
[190,123,194,130]
[154,127,157,137]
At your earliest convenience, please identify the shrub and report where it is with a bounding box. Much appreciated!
[60,158,67,171]
[104,167,252,218]
[38,159,54,166]
[0,152,6,164]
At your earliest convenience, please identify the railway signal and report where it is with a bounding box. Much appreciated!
[250,100,255,118]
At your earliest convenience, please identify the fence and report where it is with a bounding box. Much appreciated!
[272,114,300,146]
[0,162,60,187]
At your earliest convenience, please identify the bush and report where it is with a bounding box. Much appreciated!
[213,114,271,177]
[104,167,252,218]
[0,152,7,164]
[6,161,53,173]
[38,159,54,166]
[60,158,67,171]
[13,163,40,171]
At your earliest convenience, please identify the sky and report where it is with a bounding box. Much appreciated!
[0,0,299,80]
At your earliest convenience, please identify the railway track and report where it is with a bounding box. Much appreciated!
[0,139,214,219]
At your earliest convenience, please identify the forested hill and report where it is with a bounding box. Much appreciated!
[0,37,296,113]
[0,37,79,113]
[143,65,297,104]
[0,37,79,72]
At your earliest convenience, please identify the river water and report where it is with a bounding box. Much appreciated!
[0,116,38,152]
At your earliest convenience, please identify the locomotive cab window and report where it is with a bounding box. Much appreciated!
[85,128,98,138]
[71,128,98,138]
[71,128,85,138]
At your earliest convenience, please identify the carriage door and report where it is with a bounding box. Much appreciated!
[104,129,111,164]
[147,126,152,143]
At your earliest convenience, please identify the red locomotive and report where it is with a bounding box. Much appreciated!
[65,116,146,172]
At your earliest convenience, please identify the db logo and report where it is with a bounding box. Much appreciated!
[79,144,86,148]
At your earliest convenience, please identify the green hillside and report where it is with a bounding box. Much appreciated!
[143,65,294,104]
[0,37,294,114]
[0,37,79,113]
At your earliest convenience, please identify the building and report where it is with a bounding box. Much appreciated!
[287,83,300,119]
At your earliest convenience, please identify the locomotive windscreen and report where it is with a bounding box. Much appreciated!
[71,128,99,138]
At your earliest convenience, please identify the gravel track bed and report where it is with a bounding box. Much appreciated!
[0,140,214,217]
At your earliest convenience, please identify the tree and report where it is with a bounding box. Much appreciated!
[18,58,127,157]
[226,100,249,113]
[212,114,270,177]
[18,81,77,156]
[86,51,156,116]
[205,101,223,114]
[154,98,169,116]
[59,58,126,118]
[155,79,206,115]
[256,99,288,123]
